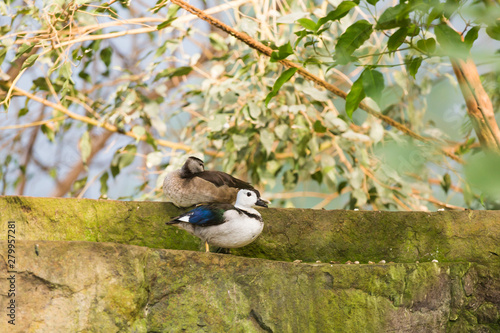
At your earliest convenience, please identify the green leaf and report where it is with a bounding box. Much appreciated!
[18,108,29,118]
[79,131,92,163]
[73,177,87,192]
[207,115,227,132]
[145,132,158,151]
[232,134,249,151]
[60,79,71,99]
[345,76,365,119]
[456,137,475,155]
[100,172,109,196]
[60,62,72,79]
[41,124,55,142]
[313,120,327,133]
[270,42,294,62]
[0,47,7,66]
[21,54,39,70]
[265,67,298,106]
[154,66,193,81]
[132,126,146,139]
[294,30,312,48]
[209,33,228,52]
[434,24,468,57]
[416,38,436,54]
[167,4,180,18]
[221,91,238,105]
[387,27,408,52]
[317,1,357,28]
[367,0,379,5]
[32,77,49,91]
[119,145,137,170]
[157,17,177,30]
[427,4,444,27]
[49,168,57,179]
[79,70,91,83]
[13,43,35,61]
[376,3,411,30]
[260,129,275,155]
[152,0,169,13]
[335,20,373,65]
[338,181,348,193]
[100,47,112,67]
[302,87,329,102]
[486,23,500,41]
[441,173,451,194]
[274,124,289,140]
[111,144,137,177]
[311,170,323,184]
[406,56,423,79]
[407,24,420,37]
[443,0,459,19]
[155,42,167,58]
[464,26,480,48]
[283,169,298,190]
[297,18,317,31]
[361,69,384,105]
[248,102,261,119]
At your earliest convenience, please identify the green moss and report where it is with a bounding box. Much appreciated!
[477,302,500,325]
[3,240,500,332]
[2,196,500,264]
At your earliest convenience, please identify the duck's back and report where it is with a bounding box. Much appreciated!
[163,170,242,207]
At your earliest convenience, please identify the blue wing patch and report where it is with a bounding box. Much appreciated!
[168,204,232,227]
[184,206,223,225]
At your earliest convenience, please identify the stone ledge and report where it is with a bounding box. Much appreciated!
[1,196,499,263]
[0,241,499,332]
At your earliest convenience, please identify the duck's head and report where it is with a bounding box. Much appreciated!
[180,156,205,177]
[236,189,268,208]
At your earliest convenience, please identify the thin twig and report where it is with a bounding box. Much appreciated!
[0,116,67,130]
[414,194,466,210]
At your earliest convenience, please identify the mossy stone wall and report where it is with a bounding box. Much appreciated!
[1,196,499,263]
[0,196,499,332]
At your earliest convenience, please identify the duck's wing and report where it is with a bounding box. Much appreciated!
[195,171,259,194]
[167,204,234,227]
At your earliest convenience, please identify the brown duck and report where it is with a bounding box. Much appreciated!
[163,156,266,207]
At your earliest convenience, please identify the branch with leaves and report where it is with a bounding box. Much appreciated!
[170,0,464,163]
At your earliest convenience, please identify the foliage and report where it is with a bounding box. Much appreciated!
[0,0,499,210]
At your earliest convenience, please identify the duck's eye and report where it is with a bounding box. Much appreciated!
[247,192,251,197]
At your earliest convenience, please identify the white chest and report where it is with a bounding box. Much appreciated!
[193,210,264,248]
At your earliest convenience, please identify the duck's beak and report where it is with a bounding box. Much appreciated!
[255,198,269,208]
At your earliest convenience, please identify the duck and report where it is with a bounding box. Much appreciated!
[166,189,268,252]
[163,156,265,207]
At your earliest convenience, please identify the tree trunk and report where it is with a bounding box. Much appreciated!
[450,57,500,151]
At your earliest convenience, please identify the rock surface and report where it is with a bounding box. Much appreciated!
[1,241,499,332]
[0,196,499,332]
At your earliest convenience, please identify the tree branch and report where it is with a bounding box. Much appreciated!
[451,57,500,151]
[12,86,192,151]
[170,0,463,163]
[0,116,67,130]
